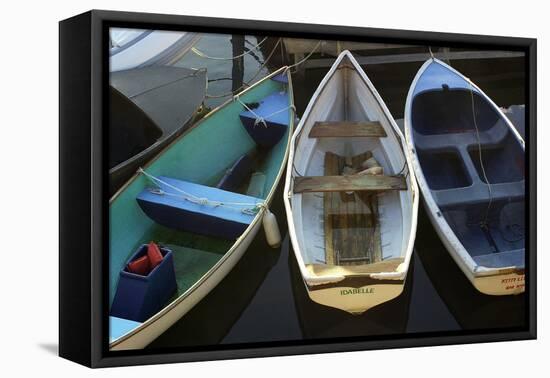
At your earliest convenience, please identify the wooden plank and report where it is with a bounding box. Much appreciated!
[294,174,406,193]
[282,38,418,56]
[352,151,376,263]
[303,50,525,69]
[323,152,339,265]
[309,121,387,138]
[306,257,405,276]
[322,151,387,267]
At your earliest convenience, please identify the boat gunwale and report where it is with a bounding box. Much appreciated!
[109,66,294,349]
[284,50,419,286]
[404,57,525,280]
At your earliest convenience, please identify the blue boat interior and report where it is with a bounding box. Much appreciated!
[411,63,525,269]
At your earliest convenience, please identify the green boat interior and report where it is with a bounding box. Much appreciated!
[109,76,291,342]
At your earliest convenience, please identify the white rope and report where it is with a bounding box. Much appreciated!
[234,94,295,128]
[191,37,268,61]
[138,168,264,215]
[128,68,206,99]
[285,41,322,72]
[468,80,493,226]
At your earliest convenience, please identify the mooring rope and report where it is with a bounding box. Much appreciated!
[127,68,207,99]
[205,38,319,99]
[205,38,282,99]
[428,46,435,60]
[191,37,268,61]
[468,80,494,228]
[138,168,264,215]
[285,41,322,73]
[233,94,295,128]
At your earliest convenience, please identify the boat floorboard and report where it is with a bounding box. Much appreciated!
[324,151,382,266]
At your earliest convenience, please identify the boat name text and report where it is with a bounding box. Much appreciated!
[340,287,374,296]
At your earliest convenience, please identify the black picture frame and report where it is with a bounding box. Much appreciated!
[59,9,537,368]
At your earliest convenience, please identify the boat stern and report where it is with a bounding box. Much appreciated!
[303,277,405,314]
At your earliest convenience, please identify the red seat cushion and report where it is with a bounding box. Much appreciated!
[127,255,151,276]
[147,242,164,269]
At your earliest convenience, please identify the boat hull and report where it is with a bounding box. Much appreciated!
[284,51,418,314]
[109,66,295,350]
[304,279,405,314]
[405,58,525,296]
[110,28,200,72]
[422,197,525,296]
[110,218,262,350]
[109,67,207,195]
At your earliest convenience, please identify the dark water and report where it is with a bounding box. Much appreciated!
[147,35,526,350]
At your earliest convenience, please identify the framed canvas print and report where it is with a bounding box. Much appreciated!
[59,9,536,368]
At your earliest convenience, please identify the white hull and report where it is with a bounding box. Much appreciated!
[284,51,418,314]
[422,196,525,296]
[404,58,525,296]
[110,28,200,72]
[305,280,405,315]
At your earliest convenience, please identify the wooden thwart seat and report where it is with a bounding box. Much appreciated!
[309,121,386,138]
[294,174,406,193]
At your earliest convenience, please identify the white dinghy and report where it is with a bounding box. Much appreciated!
[284,51,418,314]
[404,58,525,296]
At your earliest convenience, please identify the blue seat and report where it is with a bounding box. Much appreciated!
[110,316,142,342]
[239,92,290,147]
[216,154,253,192]
[271,72,289,84]
[137,176,262,239]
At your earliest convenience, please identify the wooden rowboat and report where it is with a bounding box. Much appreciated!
[404,58,525,296]
[283,51,418,314]
[109,67,294,350]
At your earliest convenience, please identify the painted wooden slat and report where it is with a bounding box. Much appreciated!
[294,174,406,193]
[306,257,405,276]
[309,121,386,138]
